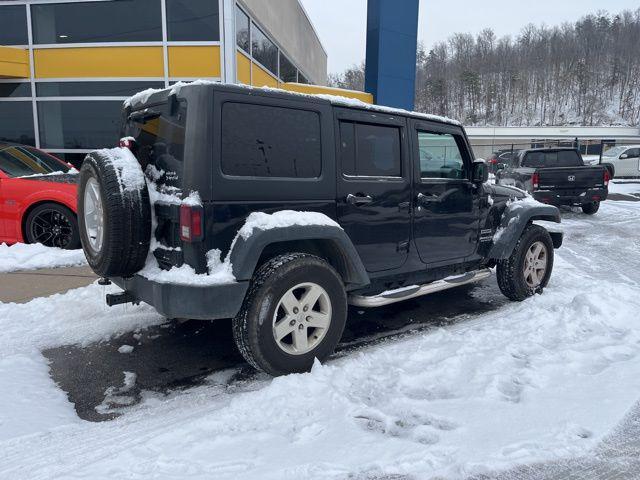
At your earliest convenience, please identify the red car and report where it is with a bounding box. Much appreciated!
[0,143,80,249]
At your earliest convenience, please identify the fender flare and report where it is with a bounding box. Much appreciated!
[488,204,561,260]
[228,224,370,287]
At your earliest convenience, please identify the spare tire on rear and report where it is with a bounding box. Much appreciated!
[78,148,151,278]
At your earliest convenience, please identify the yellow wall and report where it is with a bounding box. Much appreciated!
[282,82,374,104]
[0,46,29,79]
[251,63,278,88]
[33,46,164,78]
[168,46,221,78]
[237,52,251,85]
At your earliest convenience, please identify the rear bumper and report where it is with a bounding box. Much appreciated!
[532,187,608,206]
[111,275,249,320]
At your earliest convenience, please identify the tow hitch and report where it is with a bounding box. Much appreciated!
[106,291,138,307]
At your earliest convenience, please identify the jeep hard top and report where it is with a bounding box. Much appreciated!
[78,82,563,376]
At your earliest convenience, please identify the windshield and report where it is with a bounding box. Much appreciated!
[0,146,70,178]
[602,146,627,158]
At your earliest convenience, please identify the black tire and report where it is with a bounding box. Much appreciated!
[581,201,600,215]
[77,150,151,278]
[497,224,554,301]
[25,203,80,249]
[232,253,347,376]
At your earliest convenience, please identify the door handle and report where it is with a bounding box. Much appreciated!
[346,193,373,205]
[417,192,440,205]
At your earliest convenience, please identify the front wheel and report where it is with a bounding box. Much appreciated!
[497,224,554,301]
[581,201,600,215]
[25,203,80,249]
[232,253,347,376]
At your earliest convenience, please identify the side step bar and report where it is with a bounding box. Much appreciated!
[348,269,492,307]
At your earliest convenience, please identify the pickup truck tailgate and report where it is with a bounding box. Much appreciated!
[538,166,605,189]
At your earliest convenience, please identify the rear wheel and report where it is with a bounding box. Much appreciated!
[25,203,80,249]
[232,253,347,376]
[581,201,600,215]
[497,224,554,301]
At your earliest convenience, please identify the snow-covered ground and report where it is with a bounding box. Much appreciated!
[0,243,86,273]
[1,200,640,479]
[609,180,640,199]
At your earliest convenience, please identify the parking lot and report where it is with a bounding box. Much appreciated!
[1,185,639,479]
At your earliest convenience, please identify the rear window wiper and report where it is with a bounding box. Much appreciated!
[128,109,161,124]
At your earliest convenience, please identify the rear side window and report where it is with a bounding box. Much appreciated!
[556,150,582,167]
[340,121,401,177]
[126,101,187,189]
[523,150,582,168]
[221,103,321,178]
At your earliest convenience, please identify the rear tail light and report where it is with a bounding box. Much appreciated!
[603,169,610,186]
[180,205,203,242]
[532,172,540,190]
[119,137,135,149]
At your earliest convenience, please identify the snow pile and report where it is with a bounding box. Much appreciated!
[0,242,86,273]
[138,248,235,286]
[237,210,341,240]
[96,147,146,192]
[0,282,164,355]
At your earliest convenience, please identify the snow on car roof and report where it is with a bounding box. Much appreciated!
[124,80,462,127]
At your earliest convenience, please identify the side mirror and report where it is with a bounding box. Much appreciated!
[472,160,489,184]
[620,154,629,159]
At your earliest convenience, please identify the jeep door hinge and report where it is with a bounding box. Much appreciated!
[397,241,410,253]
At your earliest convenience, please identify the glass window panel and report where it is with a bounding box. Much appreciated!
[298,72,308,84]
[53,152,88,168]
[0,102,35,146]
[251,23,277,75]
[38,101,122,149]
[32,0,162,44]
[0,83,32,98]
[0,146,70,178]
[221,102,321,178]
[0,5,28,45]
[342,123,401,177]
[167,0,219,41]
[37,81,165,97]
[235,6,250,53]
[418,131,465,179]
[279,52,297,83]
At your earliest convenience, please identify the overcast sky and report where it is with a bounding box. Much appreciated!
[300,0,640,74]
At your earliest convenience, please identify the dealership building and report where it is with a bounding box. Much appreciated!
[0,0,341,166]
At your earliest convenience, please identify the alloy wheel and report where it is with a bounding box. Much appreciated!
[29,209,74,248]
[83,177,104,254]
[272,282,332,355]
[523,241,548,288]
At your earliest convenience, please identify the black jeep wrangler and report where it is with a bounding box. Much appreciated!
[78,82,563,376]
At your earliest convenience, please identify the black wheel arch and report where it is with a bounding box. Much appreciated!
[488,204,562,260]
[228,225,370,289]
